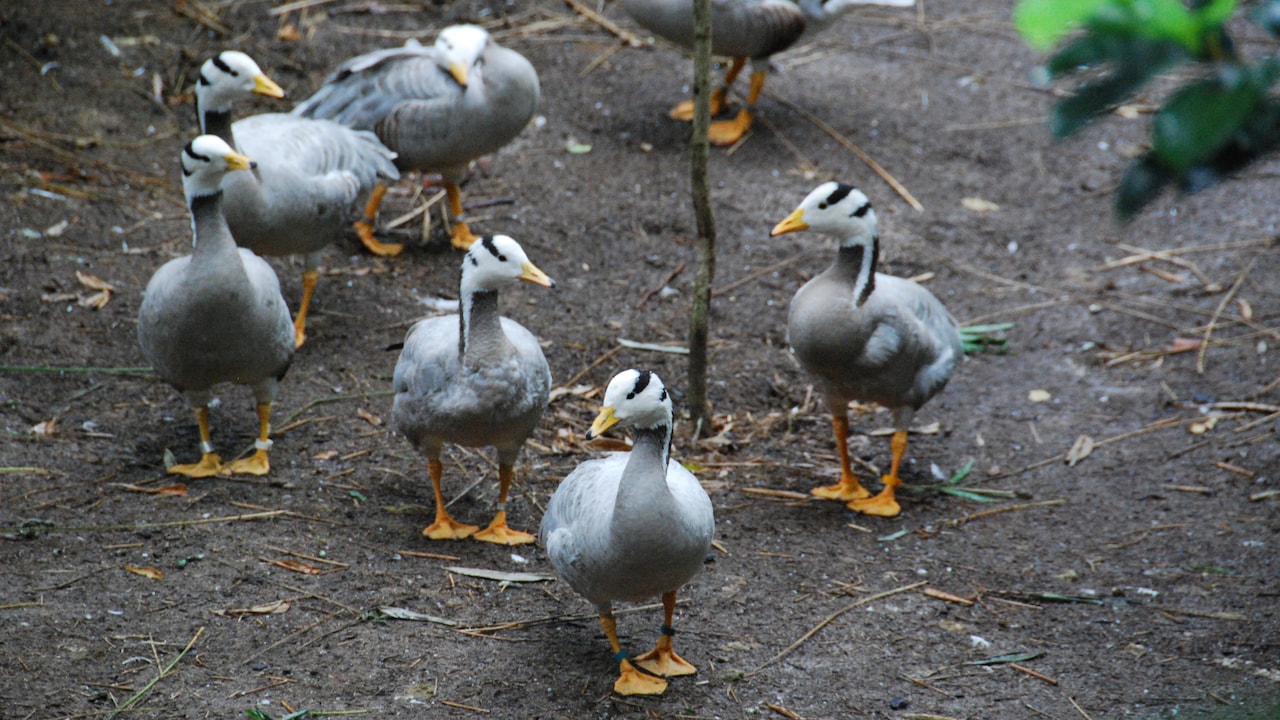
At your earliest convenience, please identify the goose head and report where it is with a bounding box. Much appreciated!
[195,50,285,117]
[459,234,555,296]
[434,24,490,88]
[770,181,877,247]
[587,369,673,438]
[182,134,255,200]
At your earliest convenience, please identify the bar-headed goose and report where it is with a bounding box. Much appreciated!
[620,0,913,145]
[391,235,554,544]
[137,136,295,477]
[294,24,540,253]
[195,51,400,347]
[540,369,715,695]
[771,181,961,517]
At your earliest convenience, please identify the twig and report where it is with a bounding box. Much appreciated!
[763,89,922,212]
[561,0,646,47]
[562,345,623,387]
[1067,696,1095,720]
[939,499,1066,527]
[1010,663,1057,685]
[274,390,394,429]
[993,416,1186,478]
[635,261,686,308]
[268,0,341,15]
[713,249,818,297]
[0,365,152,375]
[1197,259,1254,374]
[746,581,927,676]
[107,627,204,718]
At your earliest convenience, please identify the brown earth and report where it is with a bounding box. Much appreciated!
[1,1,1278,718]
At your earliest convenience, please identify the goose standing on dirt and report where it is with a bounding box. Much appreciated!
[194,51,400,347]
[392,235,554,544]
[294,24,540,254]
[770,181,961,517]
[620,0,913,145]
[540,369,715,696]
[137,136,295,477]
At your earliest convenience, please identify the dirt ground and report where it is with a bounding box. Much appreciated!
[1,1,1278,718]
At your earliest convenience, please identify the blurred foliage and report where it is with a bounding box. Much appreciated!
[1014,0,1280,220]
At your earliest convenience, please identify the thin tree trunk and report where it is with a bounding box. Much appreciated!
[686,0,716,439]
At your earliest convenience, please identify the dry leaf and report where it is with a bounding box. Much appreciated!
[1238,299,1253,321]
[124,565,164,580]
[962,197,1000,213]
[277,22,299,41]
[314,450,339,460]
[1028,389,1052,402]
[31,419,58,438]
[1165,338,1201,353]
[356,408,383,427]
[1065,435,1094,467]
[222,600,291,616]
[78,290,112,309]
[41,292,79,303]
[264,558,323,575]
[118,483,189,496]
[1189,416,1220,435]
[75,271,116,292]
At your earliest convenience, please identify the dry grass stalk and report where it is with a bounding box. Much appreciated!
[747,581,928,676]
[1010,662,1058,685]
[1197,259,1255,374]
[562,0,647,46]
[764,89,922,211]
[921,587,974,606]
[940,498,1066,527]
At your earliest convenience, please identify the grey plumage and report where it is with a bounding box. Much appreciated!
[540,369,714,695]
[294,25,539,249]
[771,181,961,516]
[195,50,400,345]
[391,235,554,543]
[137,135,295,477]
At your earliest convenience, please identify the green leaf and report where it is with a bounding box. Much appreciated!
[1014,0,1111,50]
[1152,73,1263,171]
[967,650,1045,665]
[1115,153,1176,221]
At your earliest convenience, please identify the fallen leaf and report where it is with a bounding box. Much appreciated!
[1189,416,1220,435]
[548,384,596,402]
[118,482,189,496]
[263,558,323,575]
[1164,337,1201,353]
[566,142,592,154]
[1238,299,1253,321]
[356,408,383,427]
[41,292,79,303]
[1028,389,1052,402]
[78,290,112,309]
[962,197,1000,213]
[75,271,116,292]
[444,566,555,583]
[215,600,291,616]
[31,419,58,438]
[45,220,69,237]
[1064,435,1094,467]
[124,565,164,580]
[313,450,339,461]
[276,22,299,41]
[376,606,457,626]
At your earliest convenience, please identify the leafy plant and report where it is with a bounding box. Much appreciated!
[1014,0,1280,220]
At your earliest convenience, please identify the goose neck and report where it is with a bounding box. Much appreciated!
[459,288,508,363]
[199,106,235,144]
[835,233,878,307]
[613,422,675,517]
[189,192,236,259]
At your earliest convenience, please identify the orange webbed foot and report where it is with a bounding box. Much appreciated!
[354,219,404,257]
[223,449,271,476]
[811,476,871,502]
[846,482,901,517]
[614,659,668,696]
[423,516,479,540]
[168,453,224,478]
[473,512,536,545]
[634,635,696,678]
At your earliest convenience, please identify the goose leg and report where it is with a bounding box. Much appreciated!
[847,429,906,517]
[474,464,536,545]
[168,406,224,478]
[224,402,274,476]
[669,57,744,121]
[708,70,765,146]
[811,408,871,501]
[634,590,697,677]
[353,183,405,257]
[601,612,667,696]
[446,183,479,250]
[423,458,479,540]
[293,266,319,348]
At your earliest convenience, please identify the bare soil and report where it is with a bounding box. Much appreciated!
[1,1,1278,718]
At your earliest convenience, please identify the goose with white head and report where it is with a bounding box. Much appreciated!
[392,235,554,544]
[137,135,295,477]
[619,0,914,145]
[540,369,715,695]
[195,51,400,347]
[294,24,540,253]
[771,181,962,517]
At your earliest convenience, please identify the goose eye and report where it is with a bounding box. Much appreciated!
[817,202,828,210]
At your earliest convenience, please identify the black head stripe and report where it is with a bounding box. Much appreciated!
[198,72,211,86]
[851,201,872,218]
[183,141,209,163]
[824,182,856,207]
[659,387,667,403]
[627,370,652,400]
[480,235,506,262]
[468,255,478,267]
[212,54,236,76]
